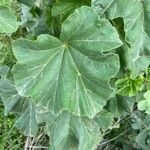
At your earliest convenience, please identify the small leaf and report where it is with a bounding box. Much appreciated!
[94,109,114,131]
[18,0,36,7]
[0,65,9,79]
[0,41,3,49]
[52,0,90,20]
[107,95,136,117]
[116,74,144,97]
[138,91,150,114]
[15,101,38,137]
[136,129,150,150]
[0,6,18,33]
[0,70,38,136]
[52,1,80,17]
[0,79,23,115]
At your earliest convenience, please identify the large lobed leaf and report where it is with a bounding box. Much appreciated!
[12,6,122,118]
[0,66,106,148]
[0,68,113,149]
[92,0,150,78]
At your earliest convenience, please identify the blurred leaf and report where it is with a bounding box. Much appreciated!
[18,0,36,7]
[136,129,150,150]
[0,67,38,136]
[107,95,136,117]
[138,90,150,114]
[15,101,38,137]
[0,6,18,33]
[0,41,3,49]
[52,0,81,17]
[0,65,9,79]
[94,109,114,131]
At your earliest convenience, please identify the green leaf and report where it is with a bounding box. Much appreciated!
[0,42,3,49]
[94,109,114,131]
[52,0,90,18]
[116,74,144,97]
[0,65,9,79]
[44,111,101,150]
[0,70,38,136]
[18,0,36,7]
[52,0,80,17]
[15,101,38,137]
[107,95,136,117]
[92,0,150,78]
[12,6,122,118]
[0,6,18,33]
[0,79,24,115]
[136,129,150,150]
[0,66,23,115]
[138,90,150,114]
